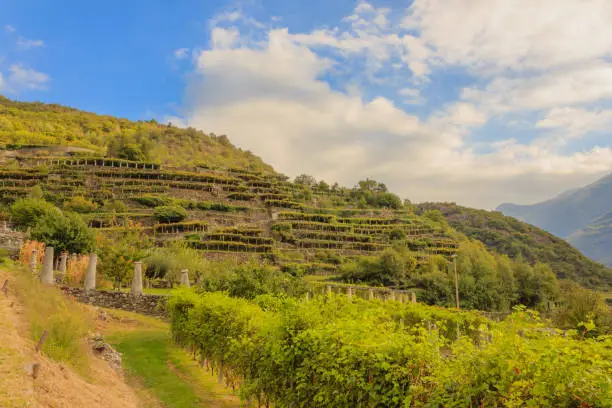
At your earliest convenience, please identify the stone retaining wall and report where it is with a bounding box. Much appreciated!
[61,287,168,318]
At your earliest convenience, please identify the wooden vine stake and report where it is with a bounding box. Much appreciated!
[35,330,49,353]
[2,279,7,297]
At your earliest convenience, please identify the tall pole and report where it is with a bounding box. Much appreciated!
[454,255,460,309]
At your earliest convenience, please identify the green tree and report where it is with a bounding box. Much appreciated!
[98,225,150,288]
[30,212,95,254]
[153,205,187,223]
[10,198,62,229]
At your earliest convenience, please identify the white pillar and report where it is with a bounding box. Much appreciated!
[180,269,190,287]
[131,262,143,296]
[41,247,54,285]
[347,286,352,299]
[84,253,97,291]
[368,288,374,300]
[411,292,417,304]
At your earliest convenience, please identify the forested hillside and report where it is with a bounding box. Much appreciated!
[0,96,273,171]
[414,202,612,288]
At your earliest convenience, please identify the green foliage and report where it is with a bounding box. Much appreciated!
[63,196,98,213]
[552,280,612,335]
[98,225,150,287]
[168,291,612,407]
[9,197,61,229]
[197,262,308,299]
[133,195,173,207]
[416,202,612,288]
[30,211,95,254]
[350,178,403,209]
[342,247,417,286]
[0,96,274,171]
[153,205,188,224]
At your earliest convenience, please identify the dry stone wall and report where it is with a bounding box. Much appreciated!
[61,287,167,317]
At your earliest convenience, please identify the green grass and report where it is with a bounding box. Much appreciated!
[105,310,239,408]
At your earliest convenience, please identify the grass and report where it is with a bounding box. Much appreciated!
[8,263,91,373]
[105,309,240,408]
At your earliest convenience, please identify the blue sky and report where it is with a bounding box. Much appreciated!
[1,0,612,208]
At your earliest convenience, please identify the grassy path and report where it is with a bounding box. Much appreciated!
[103,310,240,408]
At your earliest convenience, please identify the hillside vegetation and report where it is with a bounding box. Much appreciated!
[2,97,610,312]
[415,202,612,288]
[498,173,612,267]
[0,95,273,171]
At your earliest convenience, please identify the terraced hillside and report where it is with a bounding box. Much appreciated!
[0,154,458,273]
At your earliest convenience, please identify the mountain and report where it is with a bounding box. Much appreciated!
[497,173,612,267]
[415,202,612,288]
[0,95,273,172]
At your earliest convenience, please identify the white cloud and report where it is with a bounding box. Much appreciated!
[5,25,15,33]
[462,63,612,113]
[536,107,612,139]
[174,1,612,209]
[0,65,49,92]
[174,48,189,59]
[16,36,45,49]
[210,27,240,50]
[405,0,612,73]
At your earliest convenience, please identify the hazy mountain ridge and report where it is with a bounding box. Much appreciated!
[497,173,612,267]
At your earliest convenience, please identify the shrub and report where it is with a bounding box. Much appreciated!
[153,205,187,223]
[63,196,98,213]
[9,198,62,229]
[133,195,172,207]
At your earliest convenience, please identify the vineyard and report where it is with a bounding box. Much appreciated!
[168,289,612,407]
[0,154,459,271]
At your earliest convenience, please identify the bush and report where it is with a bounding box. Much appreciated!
[9,198,62,229]
[63,196,98,213]
[153,205,187,223]
[133,196,173,207]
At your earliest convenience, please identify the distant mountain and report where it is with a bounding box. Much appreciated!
[497,173,612,267]
[415,202,612,289]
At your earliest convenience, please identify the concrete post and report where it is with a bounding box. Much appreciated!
[59,252,68,275]
[411,292,417,304]
[1,220,7,231]
[347,286,352,299]
[305,292,310,302]
[326,285,332,296]
[368,288,374,300]
[41,247,54,285]
[84,253,97,291]
[30,249,38,275]
[131,262,143,296]
[390,291,396,302]
[180,269,190,287]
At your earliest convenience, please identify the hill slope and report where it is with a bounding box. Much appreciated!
[0,95,273,172]
[415,202,612,288]
[497,173,612,267]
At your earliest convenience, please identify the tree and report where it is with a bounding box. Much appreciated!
[30,211,95,254]
[294,174,317,187]
[153,205,187,223]
[98,224,150,288]
[10,198,62,230]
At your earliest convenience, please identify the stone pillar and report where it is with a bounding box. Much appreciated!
[305,292,310,302]
[347,286,352,299]
[390,291,396,302]
[131,262,143,296]
[180,269,190,287]
[41,246,54,285]
[368,288,374,300]
[30,249,38,275]
[326,285,332,296]
[411,292,417,304]
[1,220,7,232]
[84,253,97,291]
[59,252,68,274]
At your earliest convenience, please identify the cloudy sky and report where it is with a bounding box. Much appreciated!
[2,0,612,209]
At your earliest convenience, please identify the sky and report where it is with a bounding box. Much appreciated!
[1,0,612,209]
